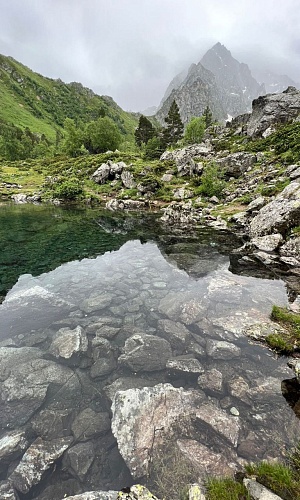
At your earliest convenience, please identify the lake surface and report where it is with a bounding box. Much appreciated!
[0,203,299,499]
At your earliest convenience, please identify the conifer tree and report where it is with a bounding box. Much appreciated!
[203,105,213,128]
[134,115,155,146]
[162,100,184,147]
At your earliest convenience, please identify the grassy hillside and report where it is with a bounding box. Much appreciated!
[0,54,137,142]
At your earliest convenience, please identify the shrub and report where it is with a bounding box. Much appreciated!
[198,162,226,198]
[50,178,83,200]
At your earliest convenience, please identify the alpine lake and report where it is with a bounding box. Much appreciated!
[0,202,300,499]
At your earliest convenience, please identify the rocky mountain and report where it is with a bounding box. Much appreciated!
[0,54,137,142]
[156,42,265,125]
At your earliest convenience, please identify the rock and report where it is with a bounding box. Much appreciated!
[11,193,27,204]
[197,368,223,393]
[118,334,172,372]
[216,152,257,177]
[166,356,204,374]
[193,402,240,446]
[177,439,237,477]
[49,326,88,360]
[157,319,190,351]
[246,86,300,138]
[173,187,194,200]
[111,384,205,477]
[106,199,147,211]
[230,407,240,416]
[280,236,300,267]
[32,409,72,439]
[63,441,94,481]
[71,408,110,441]
[160,201,202,224]
[104,377,159,401]
[227,376,250,404]
[63,492,118,500]
[91,161,126,184]
[246,196,266,213]
[0,481,18,500]
[251,234,283,252]
[10,437,73,494]
[244,322,287,342]
[90,357,117,378]
[161,173,173,182]
[121,170,136,189]
[250,182,300,237]
[0,346,42,378]
[117,485,160,499]
[206,339,241,359]
[0,359,81,428]
[160,144,211,177]
[188,484,206,500]
[158,291,207,324]
[0,431,28,464]
[209,195,219,204]
[81,293,114,313]
[243,478,283,499]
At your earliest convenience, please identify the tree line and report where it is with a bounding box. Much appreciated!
[0,100,213,161]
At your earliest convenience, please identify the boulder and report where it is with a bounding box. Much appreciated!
[63,441,94,481]
[206,339,241,359]
[173,187,194,200]
[0,481,18,500]
[243,478,283,499]
[166,356,204,374]
[121,170,136,189]
[250,182,300,237]
[91,161,126,184]
[118,334,172,372]
[10,437,73,494]
[251,234,283,252]
[280,236,300,267]
[71,408,110,441]
[49,326,88,360]
[0,431,28,464]
[216,152,257,177]
[246,86,300,138]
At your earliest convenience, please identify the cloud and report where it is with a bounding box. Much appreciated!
[0,0,299,110]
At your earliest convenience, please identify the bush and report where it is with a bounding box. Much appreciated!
[198,162,226,198]
[184,116,206,145]
[50,178,83,200]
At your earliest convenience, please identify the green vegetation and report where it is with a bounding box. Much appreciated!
[184,116,206,144]
[206,477,250,500]
[265,305,300,354]
[197,161,225,198]
[0,54,138,160]
[162,99,184,147]
[135,115,156,146]
[245,461,300,499]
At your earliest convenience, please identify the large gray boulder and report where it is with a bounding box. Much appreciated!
[250,182,300,237]
[247,86,300,138]
[160,144,211,177]
[118,333,172,372]
[216,152,257,177]
[91,161,126,184]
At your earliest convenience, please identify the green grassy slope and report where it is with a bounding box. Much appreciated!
[0,54,137,141]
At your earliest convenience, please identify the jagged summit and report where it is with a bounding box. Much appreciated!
[156,43,266,125]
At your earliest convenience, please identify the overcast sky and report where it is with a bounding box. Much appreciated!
[0,0,299,111]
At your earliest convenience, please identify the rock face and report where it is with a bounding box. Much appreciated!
[111,383,240,479]
[246,86,300,137]
[156,42,264,124]
[250,182,300,237]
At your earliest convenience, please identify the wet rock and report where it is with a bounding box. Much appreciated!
[81,293,114,313]
[166,356,204,374]
[0,481,18,500]
[0,431,28,464]
[177,439,237,477]
[0,347,42,379]
[247,377,282,401]
[159,291,207,325]
[227,376,250,404]
[0,359,81,427]
[111,383,205,477]
[118,334,172,372]
[206,339,241,359]
[71,408,110,441]
[249,182,300,237]
[31,409,72,439]
[157,319,190,352]
[10,436,73,494]
[197,368,223,393]
[90,357,117,378]
[103,377,159,401]
[49,326,88,360]
[63,441,94,481]
[244,322,287,341]
[243,478,283,499]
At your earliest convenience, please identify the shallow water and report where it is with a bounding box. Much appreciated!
[0,204,299,499]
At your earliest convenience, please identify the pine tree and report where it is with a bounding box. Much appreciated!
[203,106,213,128]
[162,100,184,147]
[134,115,156,146]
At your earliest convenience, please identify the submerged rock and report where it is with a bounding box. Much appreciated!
[118,334,172,372]
[49,326,88,360]
[10,436,73,494]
